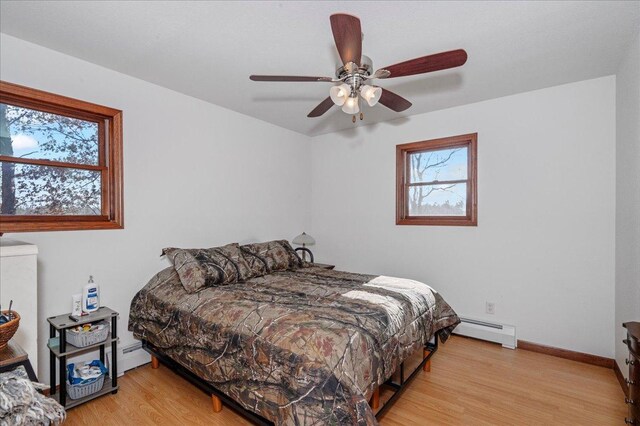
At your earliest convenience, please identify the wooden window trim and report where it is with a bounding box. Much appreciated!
[0,81,124,233]
[396,133,477,226]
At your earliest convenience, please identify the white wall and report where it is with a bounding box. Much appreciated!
[310,77,616,357]
[615,32,640,376]
[0,34,311,383]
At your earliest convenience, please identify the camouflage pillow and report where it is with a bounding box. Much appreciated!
[163,243,253,293]
[240,240,303,273]
[240,250,269,277]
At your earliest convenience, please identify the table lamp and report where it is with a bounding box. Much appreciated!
[292,232,315,262]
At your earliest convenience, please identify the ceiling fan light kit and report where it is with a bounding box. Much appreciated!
[249,13,468,121]
[342,96,360,114]
[329,83,350,106]
[360,85,382,107]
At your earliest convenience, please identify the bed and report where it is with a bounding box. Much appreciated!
[129,258,459,425]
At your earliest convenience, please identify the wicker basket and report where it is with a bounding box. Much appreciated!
[65,321,109,348]
[67,373,105,400]
[0,310,20,350]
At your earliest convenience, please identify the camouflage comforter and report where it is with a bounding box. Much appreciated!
[128,266,459,425]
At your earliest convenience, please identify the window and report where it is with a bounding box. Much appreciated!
[396,133,477,226]
[0,81,123,233]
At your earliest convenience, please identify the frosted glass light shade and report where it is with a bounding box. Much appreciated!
[342,96,360,114]
[360,85,382,107]
[292,232,315,246]
[329,83,350,106]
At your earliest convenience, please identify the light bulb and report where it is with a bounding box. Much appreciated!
[342,96,360,114]
[330,83,350,107]
[359,85,382,107]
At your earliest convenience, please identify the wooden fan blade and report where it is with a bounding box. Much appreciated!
[382,49,468,78]
[330,14,362,66]
[379,89,412,112]
[307,97,334,118]
[250,75,334,82]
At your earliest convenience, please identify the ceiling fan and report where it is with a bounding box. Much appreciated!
[250,13,468,122]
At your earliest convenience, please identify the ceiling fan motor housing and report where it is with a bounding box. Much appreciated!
[336,55,373,94]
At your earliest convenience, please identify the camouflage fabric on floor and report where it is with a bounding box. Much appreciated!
[129,266,459,425]
[0,366,66,426]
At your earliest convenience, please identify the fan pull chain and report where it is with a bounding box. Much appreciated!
[352,112,365,123]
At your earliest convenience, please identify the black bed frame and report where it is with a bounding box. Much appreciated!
[142,333,439,425]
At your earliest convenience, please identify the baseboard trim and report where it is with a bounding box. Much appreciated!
[614,360,629,397]
[517,340,614,368]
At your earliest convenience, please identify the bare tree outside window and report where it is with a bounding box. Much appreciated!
[0,104,101,215]
[407,148,466,216]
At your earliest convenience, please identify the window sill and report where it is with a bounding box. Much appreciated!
[0,218,123,233]
[396,217,477,226]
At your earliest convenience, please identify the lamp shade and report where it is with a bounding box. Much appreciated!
[360,85,382,107]
[342,96,360,114]
[292,232,315,246]
[329,83,350,106]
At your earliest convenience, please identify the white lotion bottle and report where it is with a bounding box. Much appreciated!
[82,275,100,313]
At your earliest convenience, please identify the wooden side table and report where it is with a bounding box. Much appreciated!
[47,306,119,408]
[0,340,38,382]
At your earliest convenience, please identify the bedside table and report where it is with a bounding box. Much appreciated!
[0,340,38,382]
[311,263,335,270]
[47,306,119,408]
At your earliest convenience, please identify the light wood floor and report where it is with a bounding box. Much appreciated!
[65,336,626,425]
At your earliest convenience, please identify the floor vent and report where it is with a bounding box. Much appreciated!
[453,317,516,349]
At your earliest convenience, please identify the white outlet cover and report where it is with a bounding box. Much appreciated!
[485,302,496,314]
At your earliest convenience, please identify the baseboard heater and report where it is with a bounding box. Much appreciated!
[453,317,517,349]
[121,341,151,372]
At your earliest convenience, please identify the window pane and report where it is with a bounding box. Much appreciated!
[408,183,466,216]
[0,162,101,215]
[409,147,467,183]
[0,103,99,166]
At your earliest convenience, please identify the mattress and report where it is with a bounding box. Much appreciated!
[128,265,459,425]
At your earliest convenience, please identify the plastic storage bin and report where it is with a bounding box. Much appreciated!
[65,321,109,347]
[67,374,105,400]
[66,360,108,400]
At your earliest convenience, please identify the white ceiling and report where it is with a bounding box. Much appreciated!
[1,1,638,136]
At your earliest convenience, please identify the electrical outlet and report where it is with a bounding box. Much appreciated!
[486,302,496,315]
